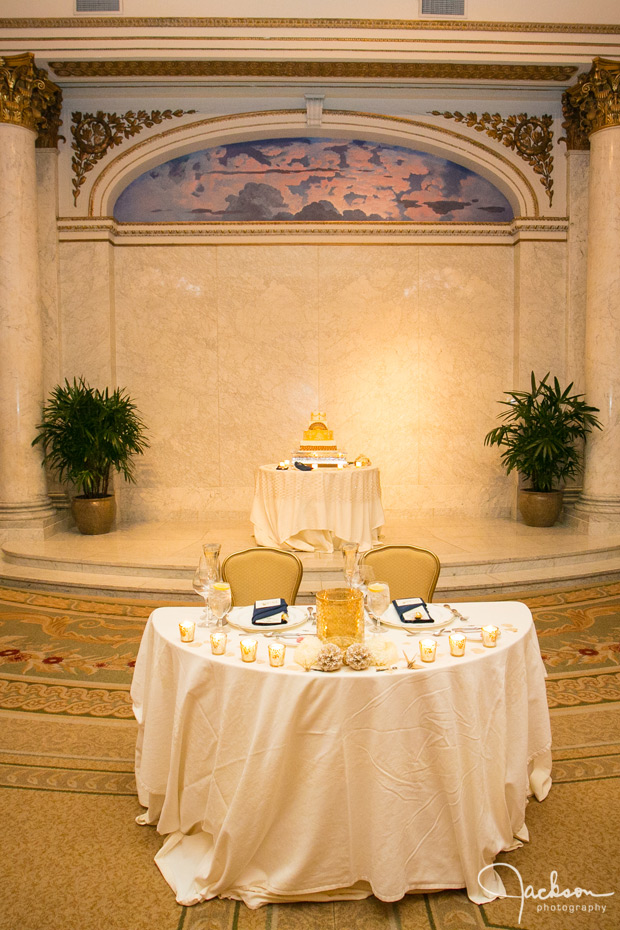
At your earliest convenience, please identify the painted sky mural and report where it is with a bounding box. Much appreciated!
[113,138,514,223]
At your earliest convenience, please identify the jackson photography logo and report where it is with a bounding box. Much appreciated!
[478,864,615,925]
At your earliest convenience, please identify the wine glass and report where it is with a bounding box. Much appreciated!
[208,583,232,629]
[366,581,390,634]
[342,542,359,587]
[202,542,221,580]
[193,556,212,627]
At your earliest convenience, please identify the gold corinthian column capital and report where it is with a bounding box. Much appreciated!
[563,57,620,149]
[0,52,62,143]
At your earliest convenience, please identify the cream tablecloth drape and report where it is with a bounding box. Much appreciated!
[250,464,385,552]
[132,602,551,909]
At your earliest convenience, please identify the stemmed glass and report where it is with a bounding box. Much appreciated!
[366,581,390,634]
[208,583,232,629]
[342,542,359,588]
[193,544,221,627]
[193,556,213,627]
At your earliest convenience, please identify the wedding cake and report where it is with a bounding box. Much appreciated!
[292,413,348,468]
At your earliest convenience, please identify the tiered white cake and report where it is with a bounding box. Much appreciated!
[292,413,348,468]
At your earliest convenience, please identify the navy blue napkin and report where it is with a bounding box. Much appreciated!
[251,598,289,625]
[294,462,313,471]
[392,598,432,623]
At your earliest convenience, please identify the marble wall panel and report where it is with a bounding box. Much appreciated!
[566,151,589,393]
[417,245,515,513]
[516,240,568,387]
[317,245,420,487]
[58,240,113,386]
[114,246,219,519]
[55,237,575,522]
[36,150,61,399]
[216,246,320,486]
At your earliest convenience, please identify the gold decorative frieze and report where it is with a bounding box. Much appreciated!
[431,110,555,205]
[563,57,620,144]
[71,107,196,204]
[0,52,61,136]
[3,17,620,33]
[51,60,576,82]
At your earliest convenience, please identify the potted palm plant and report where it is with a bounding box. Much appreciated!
[32,378,149,535]
[484,372,602,526]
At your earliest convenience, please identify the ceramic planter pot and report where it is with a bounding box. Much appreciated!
[71,495,116,535]
[518,489,563,527]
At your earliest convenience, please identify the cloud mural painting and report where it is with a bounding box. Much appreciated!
[113,138,514,223]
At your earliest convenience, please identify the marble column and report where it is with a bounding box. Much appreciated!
[563,59,620,532]
[0,54,61,534]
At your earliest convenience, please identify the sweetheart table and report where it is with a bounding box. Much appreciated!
[131,601,551,909]
[250,463,385,552]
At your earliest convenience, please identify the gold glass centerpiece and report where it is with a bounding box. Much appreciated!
[316,587,364,650]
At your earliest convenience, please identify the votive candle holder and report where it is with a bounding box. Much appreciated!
[210,631,227,655]
[481,625,499,648]
[240,637,258,662]
[448,632,466,657]
[179,620,195,643]
[268,643,286,667]
[419,638,437,663]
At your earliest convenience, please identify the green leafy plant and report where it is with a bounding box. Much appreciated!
[32,378,149,498]
[484,372,602,493]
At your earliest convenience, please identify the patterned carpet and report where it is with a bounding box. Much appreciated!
[0,583,619,930]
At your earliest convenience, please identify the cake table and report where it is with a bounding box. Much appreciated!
[250,463,385,552]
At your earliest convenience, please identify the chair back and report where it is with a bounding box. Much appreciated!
[359,545,441,602]
[221,547,303,606]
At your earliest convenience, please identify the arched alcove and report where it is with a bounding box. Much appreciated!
[89,110,540,219]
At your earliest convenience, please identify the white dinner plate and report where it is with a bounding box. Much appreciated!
[226,604,309,633]
[379,603,453,631]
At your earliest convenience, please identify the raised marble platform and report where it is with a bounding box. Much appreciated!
[3,511,620,601]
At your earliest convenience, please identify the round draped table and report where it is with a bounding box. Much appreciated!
[131,601,552,909]
[250,464,385,552]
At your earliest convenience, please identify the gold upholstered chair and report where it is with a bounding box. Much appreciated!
[221,547,303,607]
[359,545,441,602]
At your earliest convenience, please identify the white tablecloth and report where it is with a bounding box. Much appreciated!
[131,602,552,909]
[250,464,385,552]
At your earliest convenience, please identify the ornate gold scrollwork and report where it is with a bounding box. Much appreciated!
[70,107,196,204]
[562,57,620,148]
[431,109,554,205]
[0,52,61,140]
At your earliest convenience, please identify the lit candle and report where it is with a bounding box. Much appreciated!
[419,638,436,663]
[268,642,286,667]
[179,620,196,643]
[337,462,344,469]
[448,631,466,657]
[481,625,499,648]
[240,637,258,662]
[210,631,227,655]
[311,463,318,470]
[355,461,362,467]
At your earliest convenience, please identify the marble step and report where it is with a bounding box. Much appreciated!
[2,549,620,602]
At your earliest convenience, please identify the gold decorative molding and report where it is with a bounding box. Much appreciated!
[3,17,620,34]
[431,110,554,205]
[563,57,620,145]
[71,107,196,204]
[56,215,569,246]
[0,52,61,137]
[51,60,577,82]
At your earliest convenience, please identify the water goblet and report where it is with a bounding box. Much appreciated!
[192,556,212,627]
[208,582,232,629]
[366,581,390,634]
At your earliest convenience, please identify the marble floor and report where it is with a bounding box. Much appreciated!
[3,510,620,600]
